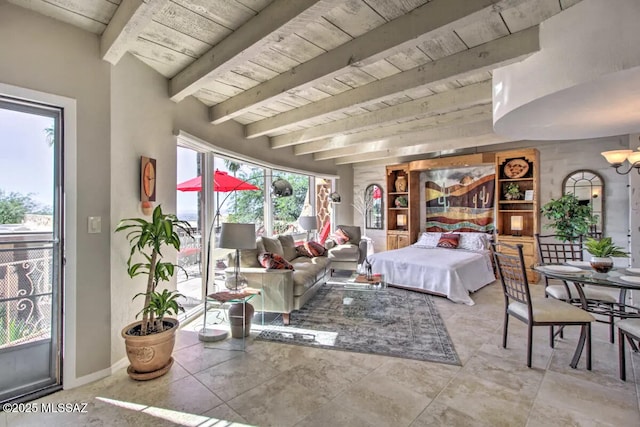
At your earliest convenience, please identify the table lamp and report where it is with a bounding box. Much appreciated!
[218,223,256,292]
[298,215,317,241]
[511,216,523,236]
[397,213,408,230]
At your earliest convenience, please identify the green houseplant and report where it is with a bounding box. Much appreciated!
[540,193,597,241]
[584,237,628,273]
[504,182,521,200]
[115,205,192,380]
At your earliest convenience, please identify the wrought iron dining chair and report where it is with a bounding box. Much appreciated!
[616,319,640,381]
[492,242,595,369]
[535,233,617,343]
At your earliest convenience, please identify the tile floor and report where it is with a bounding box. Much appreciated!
[3,281,640,426]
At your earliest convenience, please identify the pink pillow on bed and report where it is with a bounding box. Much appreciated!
[436,233,460,249]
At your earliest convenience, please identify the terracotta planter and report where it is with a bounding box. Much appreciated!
[121,318,178,380]
[590,256,614,273]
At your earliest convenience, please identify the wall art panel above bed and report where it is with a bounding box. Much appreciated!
[425,165,495,233]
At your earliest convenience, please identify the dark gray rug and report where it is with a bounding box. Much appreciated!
[255,282,460,365]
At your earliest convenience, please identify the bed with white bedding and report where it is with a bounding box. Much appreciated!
[368,232,495,305]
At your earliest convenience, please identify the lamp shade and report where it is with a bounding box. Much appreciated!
[218,223,256,249]
[511,215,523,231]
[601,150,632,165]
[397,214,407,227]
[627,151,640,166]
[298,215,317,231]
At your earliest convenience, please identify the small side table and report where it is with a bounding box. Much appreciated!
[200,288,261,349]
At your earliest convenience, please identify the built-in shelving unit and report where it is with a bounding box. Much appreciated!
[495,148,540,282]
[385,163,419,250]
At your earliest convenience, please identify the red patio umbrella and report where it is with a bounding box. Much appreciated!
[177,169,260,192]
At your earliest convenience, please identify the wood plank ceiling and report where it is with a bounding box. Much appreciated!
[9,0,583,165]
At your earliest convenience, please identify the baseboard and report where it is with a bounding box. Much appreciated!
[63,365,112,390]
[63,357,129,390]
[111,356,130,373]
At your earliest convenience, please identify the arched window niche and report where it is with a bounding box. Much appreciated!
[365,184,384,230]
[562,170,604,238]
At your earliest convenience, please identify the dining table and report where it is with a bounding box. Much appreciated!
[533,262,640,368]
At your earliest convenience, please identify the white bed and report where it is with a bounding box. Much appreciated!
[368,232,495,305]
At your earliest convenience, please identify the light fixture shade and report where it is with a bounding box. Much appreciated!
[298,215,317,231]
[601,150,632,165]
[218,223,256,249]
[511,215,523,231]
[397,213,407,227]
[271,178,293,197]
[627,151,640,166]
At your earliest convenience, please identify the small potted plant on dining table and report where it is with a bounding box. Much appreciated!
[584,237,628,273]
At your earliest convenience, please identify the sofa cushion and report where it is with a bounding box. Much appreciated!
[278,234,297,262]
[258,252,294,270]
[226,247,261,268]
[262,236,284,257]
[292,269,317,297]
[327,243,360,261]
[338,225,361,244]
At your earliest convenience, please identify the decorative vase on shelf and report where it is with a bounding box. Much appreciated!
[590,256,614,273]
[394,175,407,192]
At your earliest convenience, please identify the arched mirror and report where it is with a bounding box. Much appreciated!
[365,184,383,229]
[563,170,604,237]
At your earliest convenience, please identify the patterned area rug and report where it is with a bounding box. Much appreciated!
[255,282,460,365]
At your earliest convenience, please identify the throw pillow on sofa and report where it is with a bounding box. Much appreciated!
[258,252,295,270]
[329,228,350,245]
[295,241,327,257]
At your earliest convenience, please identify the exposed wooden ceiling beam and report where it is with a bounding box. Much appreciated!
[333,132,517,165]
[211,0,532,124]
[101,0,170,65]
[298,104,492,156]
[268,80,492,147]
[169,0,340,102]
[314,120,496,161]
[242,26,538,134]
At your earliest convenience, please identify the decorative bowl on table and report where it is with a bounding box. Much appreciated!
[589,256,614,273]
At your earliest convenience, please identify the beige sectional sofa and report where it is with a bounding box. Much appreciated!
[227,234,330,325]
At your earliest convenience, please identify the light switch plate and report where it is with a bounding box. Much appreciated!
[88,216,101,234]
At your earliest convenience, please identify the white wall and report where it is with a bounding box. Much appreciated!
[0,2,112,378]
[109,53,178,364]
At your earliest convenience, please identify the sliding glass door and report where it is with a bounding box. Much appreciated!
[0,97,63,402]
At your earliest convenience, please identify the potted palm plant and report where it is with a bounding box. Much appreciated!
[540,193,597,241]
[115,205,192,380]
[584,237,628,273]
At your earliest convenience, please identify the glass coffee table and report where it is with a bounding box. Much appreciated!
[343,273,387,292]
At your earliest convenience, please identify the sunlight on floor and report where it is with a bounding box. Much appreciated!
[96,396,254,427]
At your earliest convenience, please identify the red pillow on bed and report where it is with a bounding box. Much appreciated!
[436,233,460,249]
